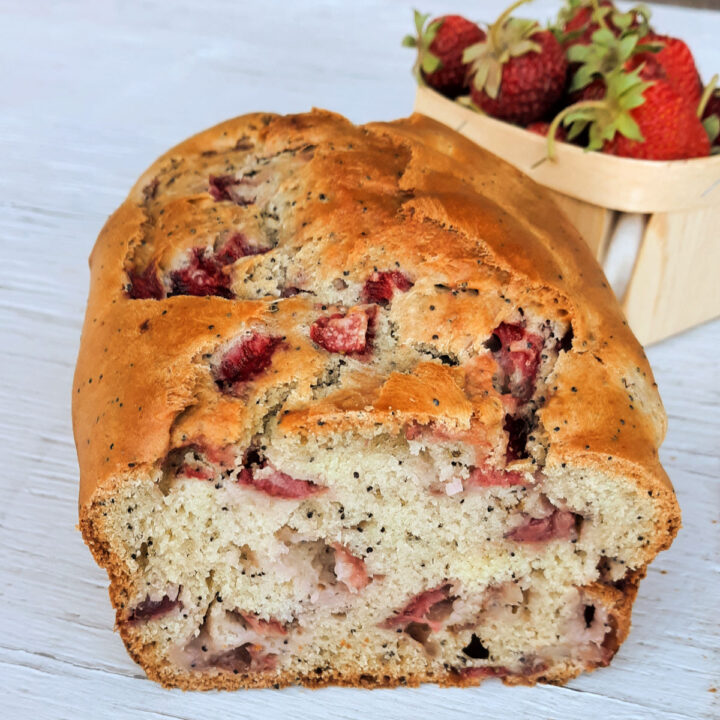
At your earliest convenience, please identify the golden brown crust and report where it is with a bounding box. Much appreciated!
[74,109,680,690]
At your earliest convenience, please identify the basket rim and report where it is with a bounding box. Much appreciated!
[414,86,720,213]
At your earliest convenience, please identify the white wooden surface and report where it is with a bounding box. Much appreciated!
[1,1,718,718]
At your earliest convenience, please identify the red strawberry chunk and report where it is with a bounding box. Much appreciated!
[211,644,278,673]
[171,443,236,480]
[208,174,256,205]
[237,463,324,499]
[382,584,454,632]
[404,420,490,450]
[128,594,182,623]
[490,323,545,401]
[215,232,267,265]
[168,247,233,299]
[467,464,526,488]
[405,423,424,441]
[310,308,374,354]
[167,232,268,299]
[239,612,287,637]
[213,334,282,390]
[127,262,164,299]
[178,464,214,480]
[505,509,578,543]
[200,443,237,468]
[331,544,370,592]
[361,270,413,306]
[247,648,278,672]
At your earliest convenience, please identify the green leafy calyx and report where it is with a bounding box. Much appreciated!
[403,9,444,84]
[463,0,541,100]
[546,65,651,159]
[554,0,651,45]
[568,27,651,92]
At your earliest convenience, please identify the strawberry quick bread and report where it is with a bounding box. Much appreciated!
[74,110,680,690]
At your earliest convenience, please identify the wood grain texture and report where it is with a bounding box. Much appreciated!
[622,205,720,344]
[0,1,718,718]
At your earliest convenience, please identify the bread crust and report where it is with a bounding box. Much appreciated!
[74,109,680,689]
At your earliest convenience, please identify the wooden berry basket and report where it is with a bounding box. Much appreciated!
[415,86,720,346]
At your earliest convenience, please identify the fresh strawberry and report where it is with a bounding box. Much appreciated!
[702,90,720,154]
[403,11,485,98]
[555,0,650,50]
[702,88,720,126]
[604,80,709,159]
[556,0,651,108]
[552,24,710,161]
[630,34,702,107]
[557,0,614,47]
[549,65,710,161]
[568,75,607,104]
[699,78,720,150]
[464,0,568,126]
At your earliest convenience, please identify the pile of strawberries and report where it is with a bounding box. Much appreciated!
[403,0,719,160]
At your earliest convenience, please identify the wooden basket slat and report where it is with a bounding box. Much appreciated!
[623,205,720,344]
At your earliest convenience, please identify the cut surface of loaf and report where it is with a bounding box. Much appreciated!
[74,110,680,690]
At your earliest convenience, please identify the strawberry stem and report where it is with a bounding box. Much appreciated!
[546,100,607,160]
[697,75,719,119]
[590,0,610,31]
[404,10,442,86]
[490,0,534,50]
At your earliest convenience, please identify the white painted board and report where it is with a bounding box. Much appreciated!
[0,1,718,719]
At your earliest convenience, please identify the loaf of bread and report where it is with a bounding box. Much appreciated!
[74,110,680,690]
